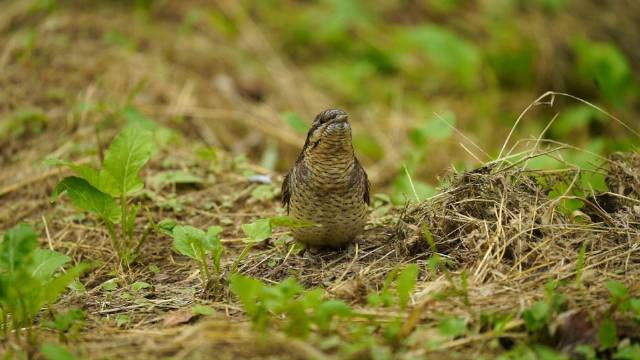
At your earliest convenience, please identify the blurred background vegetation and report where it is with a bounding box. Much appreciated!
[1,0,639,204]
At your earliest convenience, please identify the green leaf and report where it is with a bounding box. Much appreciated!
[157,218,177,234]
[151,171,203,189]
[206,226,224,273]
[598,318,618,350]
[0,223,38,274]
[523,301,550,332]
[131,281,151,292]
[41,343,78,360]
[45,308,84,332]
[396,264,418,309]
[101,125,154,197]
[45,159,106,191]
[574,345,597,360]
[606,280,629,301]
[101,278,118,291]
[438,317,467,338]
[53,177,121,223]
[30,249,70,281]
[251,185,276,201]
[42,263,91,305]
[172,225,207,259]
[192,304,215,316]
[229,273,264,318]
[116,314,130,328]
[614,344,640,360]
[126,203,140,239]
[206,225,224,239]
[315,300,352,331]
[241,219,272,243]
[282,112,308,134]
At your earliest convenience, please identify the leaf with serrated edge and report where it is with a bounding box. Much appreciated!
[101,125,153,197]
[53,177,121,223]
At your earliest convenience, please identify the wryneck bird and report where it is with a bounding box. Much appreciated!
[282,108,370,248]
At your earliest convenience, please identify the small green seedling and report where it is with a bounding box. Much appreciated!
[0,223,89,342]
[44,307,85,341]
[50,124,154,266]
[171,225,224,285]
[367,264,419,309]
[229,274,352,338]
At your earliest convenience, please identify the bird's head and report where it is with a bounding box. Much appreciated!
[302,108,353,157]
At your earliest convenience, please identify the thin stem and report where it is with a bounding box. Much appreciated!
[105,220,121,260]
[1,308,7,338]
[199,250,211,284]
[120,193,128,262]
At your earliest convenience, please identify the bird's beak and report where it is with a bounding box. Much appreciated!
[332,114,348,123]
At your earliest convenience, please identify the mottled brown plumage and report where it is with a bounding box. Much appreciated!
[282,109,370,247]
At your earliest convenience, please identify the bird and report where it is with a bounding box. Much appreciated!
[282,108,370,248]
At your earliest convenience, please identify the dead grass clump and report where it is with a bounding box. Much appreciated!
[399,152,640,284]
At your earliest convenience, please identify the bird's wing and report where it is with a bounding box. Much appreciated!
[282,170,292,213]
[355,159,370,205]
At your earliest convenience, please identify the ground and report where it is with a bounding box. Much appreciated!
[1,1,639,359]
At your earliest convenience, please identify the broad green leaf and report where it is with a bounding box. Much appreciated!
[101,125,154,197]
[53,177,121,223]
[30,249,70,281]
[438,317,467,337]
[192,304,215,316]
[241,219,272,243]
[42,263,91,305]
[598,318,618,350]
[41,343,78,360]
[396,264,418,309]
[0,223,38,274]
[172,225,206,259]
[151,170,203,189]
[44,159,107,191]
